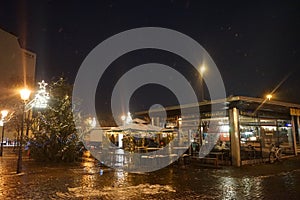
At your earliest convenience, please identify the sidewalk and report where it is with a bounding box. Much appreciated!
[223,155,300,177]
[2,146,300,175]
[1,147,300,199]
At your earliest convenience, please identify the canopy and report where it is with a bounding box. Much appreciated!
[118,123,162,132]
[109,118,162,132]
[131,118,148,124]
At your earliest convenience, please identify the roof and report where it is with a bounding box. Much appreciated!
[135,96,300,115]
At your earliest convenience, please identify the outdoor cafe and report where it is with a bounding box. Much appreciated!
[82,118,188,171]
[82,96,300,169]
[135,96,300,167]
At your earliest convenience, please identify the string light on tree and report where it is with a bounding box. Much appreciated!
[33,80,50,109]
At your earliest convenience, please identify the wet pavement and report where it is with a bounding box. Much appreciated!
[0,148,300,199]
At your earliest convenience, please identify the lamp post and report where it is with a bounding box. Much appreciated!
[200,65,206,101]
[121,115,126,126]
[0,110,9,156]
[16,88,31,174]
[253,93,273,116]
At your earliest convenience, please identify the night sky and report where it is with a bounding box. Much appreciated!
[1,0,300,114]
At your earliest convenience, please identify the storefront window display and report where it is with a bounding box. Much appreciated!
[239,115,262,160]
[200,116,230,153]
[239,115,295,160]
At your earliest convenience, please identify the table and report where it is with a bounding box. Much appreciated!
[172,147,188,150]
[208,151,225,167]
[140,154,178,167]
[172,146,188,155]
[146,147,162,152]
[135,146,147,153]
[241,148,256,160]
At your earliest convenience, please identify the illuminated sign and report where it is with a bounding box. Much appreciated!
[26,80,50,111]
[33,80,50,108]
[290,108,300,116]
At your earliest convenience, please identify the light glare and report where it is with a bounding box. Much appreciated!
[20,88,31,101]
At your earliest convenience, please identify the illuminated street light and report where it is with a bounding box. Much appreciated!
[253,93,274,116]
[121,115,126,121]
[121,115,126,127]
[17,88,31,174]
[0,110,9,157]
[200,65,206,101]
[20,88,31,101]
[200,65,206,74]
[1,110,8,119]
[266,94,272,100]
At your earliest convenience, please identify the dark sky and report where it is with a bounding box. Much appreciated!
[1,0,300,114]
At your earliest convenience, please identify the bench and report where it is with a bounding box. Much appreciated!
[182,154,191,164]
[200,157,218,167]
[173,154,191,166]
[192,156,218,167]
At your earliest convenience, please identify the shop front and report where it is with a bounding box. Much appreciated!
[135,96,300,167]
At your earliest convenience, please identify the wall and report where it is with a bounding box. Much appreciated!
[0,28,36,140]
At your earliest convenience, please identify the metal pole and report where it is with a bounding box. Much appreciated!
[201,75,204,101]
[0,124,4,156]
[17,103,25,174]
[297,116,300,145]
[229,107,241,167]
[291,116,298,156]
[199,118,203,146]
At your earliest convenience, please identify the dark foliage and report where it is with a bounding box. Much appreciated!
[29,78,83,162]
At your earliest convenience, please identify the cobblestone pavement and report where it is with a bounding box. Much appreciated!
[1,148,300,199]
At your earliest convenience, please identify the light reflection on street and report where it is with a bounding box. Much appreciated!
[115,170,128,187]
[219,177,237,199]
[0,150,300,199]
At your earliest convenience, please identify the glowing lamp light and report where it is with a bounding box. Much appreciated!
[200,65,206,74]
[121,115,126,121]
[266,94,272,100]
[199,65,206,101]
[1,110,8,119]
[20,88,31,101]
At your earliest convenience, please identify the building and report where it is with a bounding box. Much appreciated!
[0,27,36,142]
[136,96,300,166]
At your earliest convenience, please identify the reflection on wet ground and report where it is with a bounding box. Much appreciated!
[0,149,300,199]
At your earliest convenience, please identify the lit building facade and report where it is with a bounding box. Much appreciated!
[0,27,36,142]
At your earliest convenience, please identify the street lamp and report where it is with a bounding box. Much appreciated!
[17,88,31,174]
[200,65,206,101]
[253,93,274,116]
[0,110,9,156]
[121,115,126,122]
